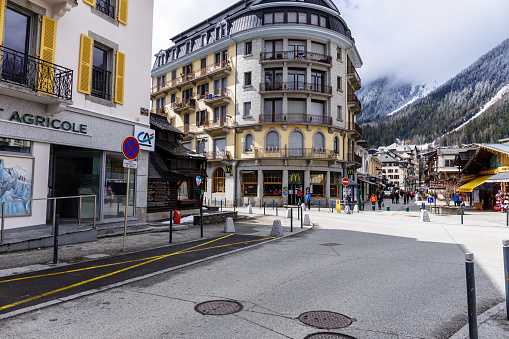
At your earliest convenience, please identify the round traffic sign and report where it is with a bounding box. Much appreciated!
[342,177,350,186]
[123,137,140,160]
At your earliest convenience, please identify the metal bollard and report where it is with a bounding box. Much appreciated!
[301,205,303,228]
[465,253,478,338]
[298,204,300,221]
[276,202,278,216]
[290,207,293,232]
[221,200,223,212]
[504,240,509,320]
[461,204,464,224]
[264,202,266,215]
[215,197,217,206]
[273,199,274,209]
[225,197,227,208]
[200,206,204,238]
[506,205,508,227]
[53,214,60,264]
[234,198,237,211]
[169,210,173,243]
[318,200,320,211]
[260,199,262,209]
[422,202,425,211]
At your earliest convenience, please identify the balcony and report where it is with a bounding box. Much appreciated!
[260,51,332,66]
[0,46,73,113]
[176,124,198,135]
[171,98,196,112]
[347,58,362,90]
[347,90,362,114]
[259,82,332,96]
[151,107,169,117]
[259,113,332,125]
[348,122,362,139]
[200,150,232,161]
[203,118,233,133]
[201,88,232,106]
[254,147,340,159]
[40,0,78,19]
[204,60,231,80]
[347,152,363,166]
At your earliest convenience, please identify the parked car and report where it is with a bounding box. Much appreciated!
[383,190,392,197]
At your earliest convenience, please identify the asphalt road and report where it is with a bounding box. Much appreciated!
[1,202,508,338]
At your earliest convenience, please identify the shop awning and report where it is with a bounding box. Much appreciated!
[456,175,493,192]
[347,180,358,186]
[485,171,509,183]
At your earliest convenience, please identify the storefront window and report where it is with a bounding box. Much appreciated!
[104,153,135,219]
[178,181,188,200]
[0,138,31,153]
[264,171,282,196]
[242,172,257,196]
[213,167,225,193]
[310,173,325,197]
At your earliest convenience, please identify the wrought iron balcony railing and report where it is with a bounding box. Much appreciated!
[200,88,232,103]
[347,88,362,112]
[151,107,169,116]
[0,45,73,101]
[260,81,332,95]
[347,60,362,90]
[171,98,195,111]
[259,113,332,125]
[95,0,115,18]
[260,51,332,65]
[347,152,362,164]
[254,147,340,159]
[91,66,112,100]
[203,117,233,129]
[199,150,232,160]
[348,122,362,137]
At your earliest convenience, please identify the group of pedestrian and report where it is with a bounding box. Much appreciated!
[452,193,463,206]
[370,191,385,210]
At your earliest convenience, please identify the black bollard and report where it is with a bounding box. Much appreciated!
[465,253,478,338]
[234,198,237,211]
[53,214,59,264]
[215,197,217,206]
[461,203,464,224]
[276,202,278,216]
[169,210,173,243]
[264,202,266,215]
[297,204,300,220]
[272,199,274,209]
[506,205,508,227]
[200,206,204,237]
[290,207,293,232]
[504,240,509,320]
[318,200,320,211]
[260,199,262,209]
[225,197,227,208]
[221,200,223,211]
[301,205,303,228]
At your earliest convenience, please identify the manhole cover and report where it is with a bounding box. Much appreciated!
[194,300,243,315]
[299,311,352,329]
[320,243,341,247]
[304,332,356,339]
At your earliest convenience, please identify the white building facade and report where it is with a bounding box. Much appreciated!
[0,0,154,229]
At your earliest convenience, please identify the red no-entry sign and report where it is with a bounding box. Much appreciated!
[122,137,140,160]
[342,177,350,186]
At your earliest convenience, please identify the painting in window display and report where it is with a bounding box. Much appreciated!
[0,155,34,217]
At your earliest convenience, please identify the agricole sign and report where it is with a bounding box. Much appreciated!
[7,111,88,134]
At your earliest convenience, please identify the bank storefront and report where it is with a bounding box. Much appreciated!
[0,95,148,229]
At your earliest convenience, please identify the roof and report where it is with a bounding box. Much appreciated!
[480,143,509,155]
[150,115,183,135]
[377,154,399,163]
[148,152,188,182]
[157,140,205,159]
[486,171,509,183]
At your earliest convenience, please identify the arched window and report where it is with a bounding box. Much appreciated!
[213,167,225,193]
[265,131,279,150]
[245,133,254,152]
[289,130,304,156]
[333,136,340,154]
[313,132,325,150]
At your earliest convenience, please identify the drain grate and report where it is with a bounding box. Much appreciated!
[304,332,356,339]
[299,311,352,329]
[194,300,243,315]
[320,243,342,247]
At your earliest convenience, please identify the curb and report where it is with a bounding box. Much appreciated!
[449,302,505,339]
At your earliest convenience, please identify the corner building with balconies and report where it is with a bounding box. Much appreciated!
[151,0,363,207]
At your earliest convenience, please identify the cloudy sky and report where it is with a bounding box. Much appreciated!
[152,0,509,85]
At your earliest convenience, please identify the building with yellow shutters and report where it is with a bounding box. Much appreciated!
[151,0,363,207]
[0,0,154,229]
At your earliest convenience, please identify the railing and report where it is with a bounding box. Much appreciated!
[348,153,362,164]
[0,45,73,101]
[200,150,232,160]
[348,122,362,137]
[1,195,97,244]
[259,113,332,125]
[201,88,232,101]
[95,0,115,18]
[203,118,233,129]
[347,60,362,88]
[347,90,362,111]
[177,124,198,134]
[151,60,231,95]
[260,81,332,94]
[260,51,332,64]
[151,107,169,116]
[91,66,112,100]
[171,98,195,110]
[254,147,340,159]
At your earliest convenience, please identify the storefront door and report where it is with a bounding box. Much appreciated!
[104,153,135,219]
[288,171,304,205]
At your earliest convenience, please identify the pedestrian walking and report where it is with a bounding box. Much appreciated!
[395,191,399,204]
[306,187,311,210]
[453,193,459,206]
[296,187,303,204]
[370,193,377,207]
[391,191,395,204]
[377,192,383,210]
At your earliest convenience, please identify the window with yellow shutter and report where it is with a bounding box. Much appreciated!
[89,0,128,25]
[114,50,125,104]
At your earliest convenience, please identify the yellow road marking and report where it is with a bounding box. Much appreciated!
[0,235,275,311]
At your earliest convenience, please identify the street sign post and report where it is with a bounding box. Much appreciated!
[429,180,446,189]
[121,137,140,252]
[342,178,350,186]
[428,197,434,204]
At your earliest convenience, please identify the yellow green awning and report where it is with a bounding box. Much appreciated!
[456,175,493,192]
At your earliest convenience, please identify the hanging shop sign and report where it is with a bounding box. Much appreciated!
[8,111,87,134]
[225,165,232,173]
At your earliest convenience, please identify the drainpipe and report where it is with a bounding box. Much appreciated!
[233,39,238,205]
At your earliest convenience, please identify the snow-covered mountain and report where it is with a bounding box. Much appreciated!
[362,38,509,147]
[357,77,432,123]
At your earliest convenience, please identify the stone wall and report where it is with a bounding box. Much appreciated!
[193,211,238,225]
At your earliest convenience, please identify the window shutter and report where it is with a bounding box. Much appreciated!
[118,0,128,25]
[83,0,96,6]
[38,16,57,94]
[114,50,126,104]
[77,34,93,94]
[0,0,5,46]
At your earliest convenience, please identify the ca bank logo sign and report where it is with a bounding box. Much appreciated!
[134,126,155,152]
